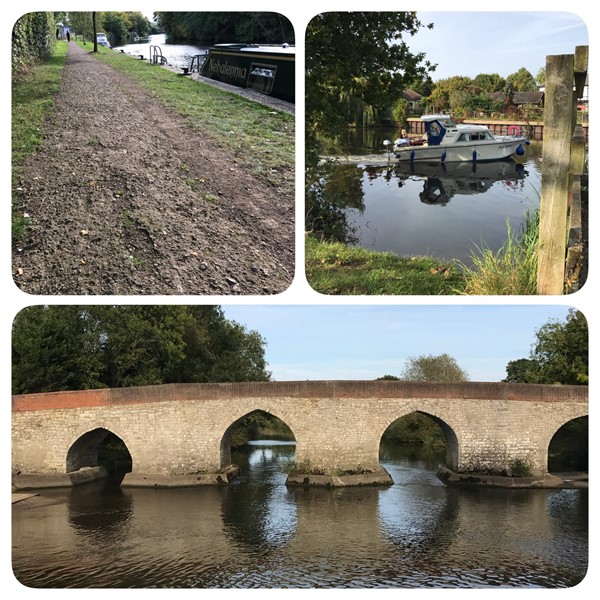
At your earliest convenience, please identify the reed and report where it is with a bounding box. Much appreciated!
[461,208,539,295]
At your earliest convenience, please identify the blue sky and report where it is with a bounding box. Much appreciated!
[222,305,575,382]
[406,11,589,81]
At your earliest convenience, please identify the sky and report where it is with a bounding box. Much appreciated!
[405,11,589,81]
[221,305,575,383]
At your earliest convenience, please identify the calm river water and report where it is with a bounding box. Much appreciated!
[113,33,208,70]
[318,129,542,265]
[12,440,587,588]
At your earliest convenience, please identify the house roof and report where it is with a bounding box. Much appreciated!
[489,91,508,102]
[511,91,544,105]
[402,89,422,102]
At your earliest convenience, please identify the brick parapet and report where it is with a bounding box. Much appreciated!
[11,381,588,412]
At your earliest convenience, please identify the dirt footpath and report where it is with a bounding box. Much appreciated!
[13,43,294,295]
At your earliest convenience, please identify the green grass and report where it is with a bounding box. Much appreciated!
[80,43,294,195]
[305,235,465,295]
[461,209,539,295]
[12,41,68,239]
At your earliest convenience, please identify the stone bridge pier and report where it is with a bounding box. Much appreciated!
[11,381,588,488]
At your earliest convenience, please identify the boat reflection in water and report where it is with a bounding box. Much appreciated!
[368,160,528,207]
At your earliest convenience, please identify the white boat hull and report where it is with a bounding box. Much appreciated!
[394,137,528,163]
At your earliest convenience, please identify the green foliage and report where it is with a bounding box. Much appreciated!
[473,73,506,93]
[12,306,271,394]
[391,97,409,126]
[305,235,464,295]
[305,12,434,166]
[462,208,539,295]
[505,67,537,93]
[101,12,131,46]
[12,12,56,80]
[382,413,445,447]
[156,12,294,45]
[399,353,469,383]
[231,410,294,448]
[503,308,588,385]
[535,66,546,86]
[510,458,532,478]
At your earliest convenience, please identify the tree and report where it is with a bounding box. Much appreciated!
[505,67,537,92]
[535,66,545,87]
[400,353,469,382]
[391,97,409,127]
[156,12,294,45]
[305,12,434,163]
[473,72,506,93]
[12,306,271,394]
[378,354,467,447]
[503,309,588,384]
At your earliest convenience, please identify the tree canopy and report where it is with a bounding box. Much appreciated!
[379,353,469,383]
[155,12,294,45]
[505,67,537,92]
[305,12,434,160]
[503,309,588,385]
[12,306,270,394]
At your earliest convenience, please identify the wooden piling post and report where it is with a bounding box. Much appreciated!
[536,52,579,294]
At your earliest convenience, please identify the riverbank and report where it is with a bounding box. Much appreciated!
[12,41,294,295]
[306,235,465,295]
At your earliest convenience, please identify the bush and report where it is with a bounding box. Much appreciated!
[510,458,532,478]
[12,12,56,79]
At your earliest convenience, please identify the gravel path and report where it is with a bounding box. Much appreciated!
[13,43,294,295]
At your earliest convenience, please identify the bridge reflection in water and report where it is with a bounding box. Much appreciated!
[12,441,587,588]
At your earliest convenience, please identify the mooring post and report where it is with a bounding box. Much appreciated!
[536,46,588,294]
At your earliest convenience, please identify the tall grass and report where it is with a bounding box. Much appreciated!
[461,208,539,295]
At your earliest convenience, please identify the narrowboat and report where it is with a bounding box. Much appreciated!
[199,43,294,103]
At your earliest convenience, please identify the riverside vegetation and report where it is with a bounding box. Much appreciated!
[306,208,540,295]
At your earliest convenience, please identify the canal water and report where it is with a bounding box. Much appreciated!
[12,441,587,588]
[316,129,542,266]
[113,33,208,71]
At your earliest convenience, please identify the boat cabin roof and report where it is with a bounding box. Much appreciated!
[212,43,295,56]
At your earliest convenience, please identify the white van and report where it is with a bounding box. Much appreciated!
[96,33,110,48]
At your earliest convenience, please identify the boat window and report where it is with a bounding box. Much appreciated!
[247,62,277,95]
[438,118,456,128]
[457,133,468,142]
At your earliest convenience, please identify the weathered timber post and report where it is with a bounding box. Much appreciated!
[537,46,588,294]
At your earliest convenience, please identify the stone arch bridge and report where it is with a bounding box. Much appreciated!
[12,381,588,487]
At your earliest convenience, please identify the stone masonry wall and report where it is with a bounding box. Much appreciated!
[12,382,588,477]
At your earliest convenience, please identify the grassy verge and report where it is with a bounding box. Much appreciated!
[79,43,294,195]
[12,41,68,239]
[305,235,465,295]
[461,209,539,295]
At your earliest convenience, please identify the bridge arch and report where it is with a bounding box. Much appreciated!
[219,408,296,468]
[378,410,459,471]
[547,414,588,473]
[66,427,133,475]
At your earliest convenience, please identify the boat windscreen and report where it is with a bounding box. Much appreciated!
[438,118,455,128]
[425,120,446,146]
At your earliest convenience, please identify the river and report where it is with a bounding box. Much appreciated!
[315,128,542,266]
[113,33,208,71]
[12,440,587,588]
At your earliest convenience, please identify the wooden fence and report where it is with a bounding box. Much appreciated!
[536,46,588,294]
